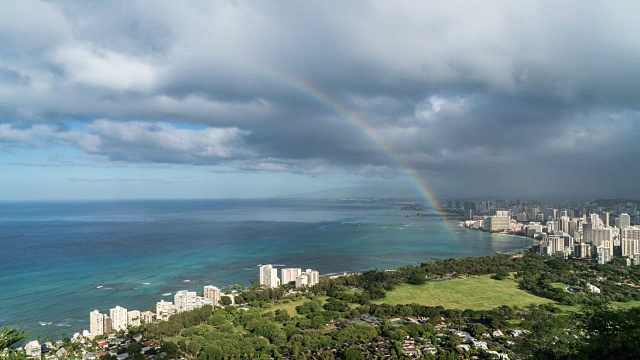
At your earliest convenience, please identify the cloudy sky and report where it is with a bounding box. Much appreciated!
[1,1,639,201]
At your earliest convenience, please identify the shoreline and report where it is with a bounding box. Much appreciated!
[457,222,538,253]
[4,216,535,341]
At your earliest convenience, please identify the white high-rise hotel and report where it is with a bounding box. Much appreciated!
[295,269,320,288]
[259,264,280,288]
[281,268,302,285]
[174,290,197,312]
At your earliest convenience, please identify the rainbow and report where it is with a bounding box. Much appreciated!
[261,71,457,238]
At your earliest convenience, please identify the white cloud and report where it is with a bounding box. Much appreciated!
[414,96,467,123]
[51,45,158,91]
[87,119,251,161]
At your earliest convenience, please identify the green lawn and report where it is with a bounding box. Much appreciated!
[550,282,569,290]
[374,275,553,310]
[556,300,640,313]
[613,300,640,309]
[267,296,328,316]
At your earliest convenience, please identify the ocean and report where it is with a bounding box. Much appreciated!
[0,198,532,339]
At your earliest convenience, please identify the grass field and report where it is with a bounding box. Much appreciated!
[373,275,553,310]
[550,282,569,290]
[556,300,640,313]
[267,296,329,316]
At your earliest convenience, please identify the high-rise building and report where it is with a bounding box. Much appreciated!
[622,226,640,257]
[557,216,570,234]
[109,306,128,332]
[623,226,640,241]
[90,310,104,337]
[593,228,614,255]
[621,213,631,229]
[573,243,591,258]
[295,269,320,288]
[483,214,511,232]
[597,246,612,264]
[104,315,112,335]
[582,222,593,244]
[259,264,280,288]
[174,290,198,312]
[622,239,639,257]
[127,310,141,328]
[204,285,221,306]
[281,268,302,285]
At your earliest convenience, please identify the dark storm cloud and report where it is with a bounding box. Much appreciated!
[2,0,640,198]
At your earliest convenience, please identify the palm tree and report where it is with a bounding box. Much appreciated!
[0,327,28,359]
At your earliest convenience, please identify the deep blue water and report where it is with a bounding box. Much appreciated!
[0,199,532,338]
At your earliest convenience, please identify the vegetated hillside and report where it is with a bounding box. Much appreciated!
[15,253,640,359]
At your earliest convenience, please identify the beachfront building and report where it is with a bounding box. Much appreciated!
[156,300,176,321]
[295,269,320,288]
[259,264,280,288]
[174,290,197,312]
[24,340,41,359]
[90,310,105,337]
[281,268,302,285]
[127,310,141,327]
[110,306,128,332]
[483,211,511,232]
[140,311,156,324]
[174,290,212,312]
[204,285,221,306]
[104,315,112,334]
[195,296,213,308]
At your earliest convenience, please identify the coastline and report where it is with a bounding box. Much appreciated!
[1,200,535,340]
[457,222,538,253]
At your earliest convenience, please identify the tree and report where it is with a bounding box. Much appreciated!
[578,305,640,359]
[491,270,509,280]
[220,296,232,306]
[274,309,290,323]
[128,342,142,354]
[0,327,28,359]
[407,273,427,285]
[467,323,488,338]
[342,348,365,360]
[160,342,179,359]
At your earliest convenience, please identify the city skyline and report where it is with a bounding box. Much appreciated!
[2,1,640,200]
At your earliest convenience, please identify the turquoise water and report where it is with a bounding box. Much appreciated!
[0,199,532,338]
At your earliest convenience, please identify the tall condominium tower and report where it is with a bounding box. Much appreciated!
[204,285,221,305]
[281,268,302,285]
[109,306,128,332]
[90,310,104,337]
[259,264,280,288]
